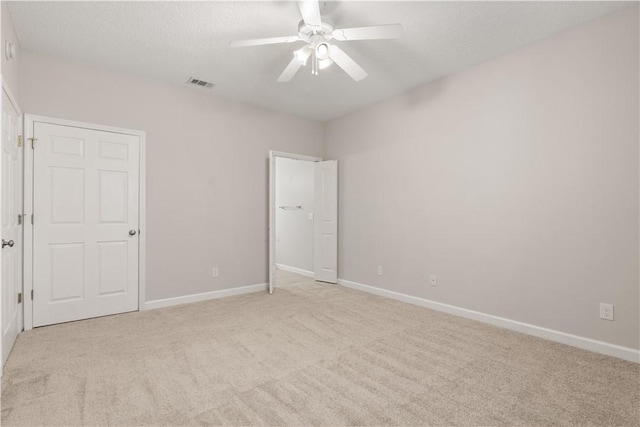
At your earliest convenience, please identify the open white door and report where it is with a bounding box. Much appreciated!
[313,160,338,283]
[2,87,23,366]
[32,122,140,327]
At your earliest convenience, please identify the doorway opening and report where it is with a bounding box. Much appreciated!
[268,151,338,294]
[275,157,315,278]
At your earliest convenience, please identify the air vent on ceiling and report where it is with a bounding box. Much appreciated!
[186,77,215,89]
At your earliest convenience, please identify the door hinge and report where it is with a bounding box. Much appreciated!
[18,214,22,225]
[17,292,22,304]
[31,214,34,225]
[31,290,34,300]
[17,135,23,147]
[29,137,37,149]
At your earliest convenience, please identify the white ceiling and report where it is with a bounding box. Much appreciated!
[8,1,633,122]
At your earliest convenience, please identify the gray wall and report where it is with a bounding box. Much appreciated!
[275,157,315,273]
[17,51,324,301]
[2,2,20,98]
[325,7,639,349]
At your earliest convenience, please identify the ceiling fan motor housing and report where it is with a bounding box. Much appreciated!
[298,20,334,43]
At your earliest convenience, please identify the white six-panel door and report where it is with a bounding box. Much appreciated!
[2,89,23,365]
[313,160,338,283]
[33,123,140,327]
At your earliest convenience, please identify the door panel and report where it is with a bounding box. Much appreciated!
[50,243,85,301]
[1,89,23,366]
[314,160,338,283]
[33,123,139,327]
[51,167,84,223]
[50,135,84,157]
[99,170,128,222]
[98,241,129,295]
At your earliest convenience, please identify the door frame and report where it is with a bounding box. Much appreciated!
[268,150,322,294]
[23,115,146,330]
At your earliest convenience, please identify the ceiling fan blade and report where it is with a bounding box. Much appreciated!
[230,36,299,48]
[332,24,404,41]
[298,0,321,27]
[277,58,303,83]
[277,47,313,82]
[329,45,368,81]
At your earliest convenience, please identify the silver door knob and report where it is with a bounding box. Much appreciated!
[2,239,14,248]
[129,230,137,236]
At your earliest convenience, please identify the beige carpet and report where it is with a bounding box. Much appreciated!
[1,270,638,426]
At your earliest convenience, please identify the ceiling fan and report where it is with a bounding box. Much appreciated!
[229,0,403,82]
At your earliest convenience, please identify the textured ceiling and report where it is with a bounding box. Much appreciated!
[8,1,634,121]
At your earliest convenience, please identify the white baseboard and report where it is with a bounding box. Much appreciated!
[276,263,314,278]
[338,278,640,363]
[144,283,267,310]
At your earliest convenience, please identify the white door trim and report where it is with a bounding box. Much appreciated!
[268,151,322,294]
[23,115,146,330]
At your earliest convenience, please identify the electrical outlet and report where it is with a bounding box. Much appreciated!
[600,303,614,321]
[212,267,219,278]
[430,274,437,286]
[377,266,383,276]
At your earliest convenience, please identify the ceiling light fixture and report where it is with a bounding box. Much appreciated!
[318,58,333,69]
[229,0,403,82]
[312,42,332,75]
[315,42,330,60]
[294,48,309,65]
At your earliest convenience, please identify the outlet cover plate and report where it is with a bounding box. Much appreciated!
[599,303,614,321]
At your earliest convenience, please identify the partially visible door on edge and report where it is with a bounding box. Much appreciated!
[268,151,276,294]
[33,122,140,327]
[313,160,338,283]
[1,89,23,365]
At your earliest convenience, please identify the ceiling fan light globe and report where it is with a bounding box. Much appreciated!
[294,48,309,65]
[315,42,330,60]
[318,58,333,69]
